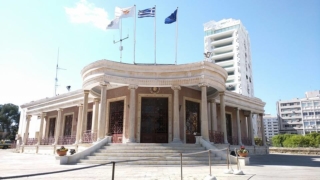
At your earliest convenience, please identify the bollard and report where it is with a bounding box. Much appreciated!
[112,161,115,180]
[180,153,183,180]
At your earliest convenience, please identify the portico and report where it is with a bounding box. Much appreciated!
[17,59,265,154]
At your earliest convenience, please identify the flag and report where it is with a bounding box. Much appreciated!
[138,7,155,18]
[115,6,135,18]
[164,9,177,24]
[106,18,119,29]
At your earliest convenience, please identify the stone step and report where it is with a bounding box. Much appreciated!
[78,159,225,165]
[93,152,210,157]
[107,143,202,147]
[85,156,222,161]
[102,146,206,150]
[97,149,207,153]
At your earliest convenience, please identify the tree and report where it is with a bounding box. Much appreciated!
[0,103,20,141]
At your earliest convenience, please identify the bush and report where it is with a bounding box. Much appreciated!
[254,137,262,146]
[272,134,294,147]
[282,135,313,147]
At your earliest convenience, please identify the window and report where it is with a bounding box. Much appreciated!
[309,112,314,115]
[303,112,308,116]
[289,103,294,106]
[315,112,320,115]
[227,71,235,76]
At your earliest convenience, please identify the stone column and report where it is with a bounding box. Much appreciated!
[23,115,32,145]
[37,113,46,145]
[92,98,100,141]
[236,108,242,145]
[200,84,209,141]
[207,102,211,131]
[128,85,138,143]
[79,90,90,143]
[53,108,63,145]
[74,104,83,144]
[219,92,228,144]
[97,83,108,141]
[210,99,217,131]
[260,113,266,146]
[171,85,182,143]
[248,111,255,145]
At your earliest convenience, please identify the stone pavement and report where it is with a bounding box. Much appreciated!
[1,149,320,180]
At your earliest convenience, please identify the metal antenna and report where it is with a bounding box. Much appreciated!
[113,19,129,62]
[54,48,66,96]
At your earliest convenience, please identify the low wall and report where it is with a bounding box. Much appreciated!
[269,147,320,155]
[214,144,269,155]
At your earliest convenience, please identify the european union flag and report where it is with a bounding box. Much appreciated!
[164,9,177,24]
[138,7,156,18]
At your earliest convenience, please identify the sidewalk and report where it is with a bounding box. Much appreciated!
[1,149,320,180]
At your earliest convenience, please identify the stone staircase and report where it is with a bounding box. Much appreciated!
[78,143,225,165]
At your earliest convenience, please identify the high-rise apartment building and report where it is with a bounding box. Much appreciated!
[277,90,320,135]
[204,19,254,97]
[263,114,279,141]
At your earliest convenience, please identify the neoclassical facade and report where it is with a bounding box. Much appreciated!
[17,60,265,153]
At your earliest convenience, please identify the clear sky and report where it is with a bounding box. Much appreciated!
[0,0,319,116]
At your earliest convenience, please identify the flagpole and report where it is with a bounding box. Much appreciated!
[120,18,122,63]
[154,5,156,65]
[134,5,136,64]
[175,7,178,65]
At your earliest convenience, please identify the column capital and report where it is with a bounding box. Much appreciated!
[171,85,181,90]
[128,84,138,90]
[209,99,216,103]
[40,112,47,117]
[259,113,264,116]
[77,104,83,107]
[235,107,241,111]
[219,91,225,96]
[56,108,63,112]
[83,90,90,94]
[26,115,32,120]
[198,82,208,87]
[100,81,109,86]
[94,98,100,102]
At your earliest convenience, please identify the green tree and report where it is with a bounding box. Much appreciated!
[0,103,20,141]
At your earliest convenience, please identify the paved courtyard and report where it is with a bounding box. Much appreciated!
[1,149,320,180]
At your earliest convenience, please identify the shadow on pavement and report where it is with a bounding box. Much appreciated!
[249,154,320,167]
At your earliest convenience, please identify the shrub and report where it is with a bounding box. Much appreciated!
[254,137,262,146]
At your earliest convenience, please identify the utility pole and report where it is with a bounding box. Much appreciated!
[54,48,66,96]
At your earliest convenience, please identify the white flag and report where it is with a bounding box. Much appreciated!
[106,18,119,29]
[115,6,135,18]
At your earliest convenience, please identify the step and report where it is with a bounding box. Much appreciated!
[97,149,207,153]
[102,146,206,150]
[85,156,221,161]
[78,159,225,165]
[93,152,209,157]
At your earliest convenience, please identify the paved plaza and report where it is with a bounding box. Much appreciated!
[1,149,320,180]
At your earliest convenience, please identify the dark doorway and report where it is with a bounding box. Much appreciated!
[140,97,168,143]
[109,100,124,143]
[86,111,92,131]
[185,100,200,143]
[63,115,73,136]
[48,118,56,138]
[226,113,233,144]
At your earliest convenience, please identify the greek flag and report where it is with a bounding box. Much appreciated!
[138,7,155,18]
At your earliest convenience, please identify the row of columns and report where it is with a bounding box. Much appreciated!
[22,83,265,146]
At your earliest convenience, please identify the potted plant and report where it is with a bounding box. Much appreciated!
[56,146,68,156]
[237,145,249,157]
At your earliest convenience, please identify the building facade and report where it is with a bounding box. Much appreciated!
[277,90,320,135]
[17,60,266,154]
[263,114,279,141]
[204,18,254,97]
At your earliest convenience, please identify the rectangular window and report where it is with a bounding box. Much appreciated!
[309,112,314,115]
[303,112,308,116]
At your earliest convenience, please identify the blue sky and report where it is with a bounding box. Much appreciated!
[0,0,319,116]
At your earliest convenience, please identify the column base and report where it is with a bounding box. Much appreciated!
[127,138,136,143]
[170,138,183,143]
